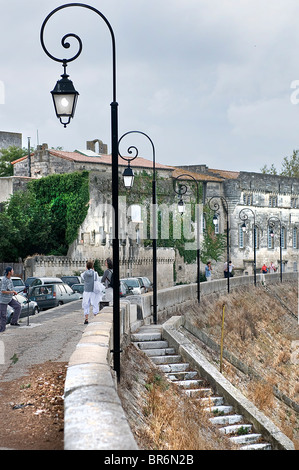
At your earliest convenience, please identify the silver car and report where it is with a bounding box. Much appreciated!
[29,282,81,310]
[6,294,39,323]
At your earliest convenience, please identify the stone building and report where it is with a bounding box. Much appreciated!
[4,136,299,282]
[179,164,299,276]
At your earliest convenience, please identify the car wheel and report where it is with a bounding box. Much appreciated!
[33,306,39,315]
[58,301,63,306]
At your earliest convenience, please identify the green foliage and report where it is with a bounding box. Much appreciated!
[124,171,224,266]
[261,149,299,177]
[0,146,31,177]
[200,207,226,264]
[0,171,89,261]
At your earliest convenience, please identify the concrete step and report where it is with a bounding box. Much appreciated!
[151,355,182,364]
[219,424,252,435]
[165,371,198,381]
[174,379,204,389]
[200,396,224,407]
[184,388,213,398]
[131,332,162,342]
[240,443,272,450]
[143,348,176,357]
[209,414,243,426]
[158,363,189,373]
[229,433,262,445]
[137,340,169,350]
[204,405,234,414]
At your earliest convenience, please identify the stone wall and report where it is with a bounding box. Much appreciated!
[0,131,22,149]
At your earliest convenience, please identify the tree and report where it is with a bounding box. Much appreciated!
[0,146,29,176]
[261,150,299,177]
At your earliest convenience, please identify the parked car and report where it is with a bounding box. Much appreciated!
[29,282,81,310]
[30,277,64,287]
[25,277,38,287]
[71,283,84,296]
[119,280,132,297]
[60,276,83,287]
[6,294,39,323]
[0,276,25,294]
[120,277,144,295]
[137,277,153,292]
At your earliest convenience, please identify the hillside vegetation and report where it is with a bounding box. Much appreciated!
[119,280,299,450]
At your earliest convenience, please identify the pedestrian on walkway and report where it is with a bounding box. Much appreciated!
[0,266,22,332]
[81,261,103,324]
[101,258,113,303]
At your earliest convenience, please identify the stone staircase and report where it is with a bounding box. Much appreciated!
[131,325,272,450]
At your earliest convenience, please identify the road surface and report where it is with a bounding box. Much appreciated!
[0,300,86,383]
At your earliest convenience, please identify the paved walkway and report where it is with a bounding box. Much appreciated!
[0,300,87,383]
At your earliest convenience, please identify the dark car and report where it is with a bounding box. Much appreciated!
[29,283,80,310]
[6,294,39,323]
[60,276,83,287]
[71,283,84,297]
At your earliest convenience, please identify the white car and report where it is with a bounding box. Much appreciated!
[6,293,39,323]
[120,278,144,295]
[0,276,26,294]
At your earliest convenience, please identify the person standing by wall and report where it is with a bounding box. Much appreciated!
[205,261,212,282]
[0,266,22,332]
[101,258,113,303]
[81,260,102,324]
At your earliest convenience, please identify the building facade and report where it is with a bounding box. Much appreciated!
[4,137,299,282]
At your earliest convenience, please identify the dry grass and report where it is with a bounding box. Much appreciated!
[187,281,299,448]
[118,344,235,450]
[118,280,299,450]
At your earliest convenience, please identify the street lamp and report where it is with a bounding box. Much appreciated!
[239,208,257,286]
[173,174,200,303]
[268,216,283,282]
[41,3,121,381]
[118,131,158,324]
[208,196,230,293]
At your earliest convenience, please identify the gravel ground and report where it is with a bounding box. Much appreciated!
[0,301,86,450]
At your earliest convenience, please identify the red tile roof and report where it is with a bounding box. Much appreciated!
[11,150,173,170]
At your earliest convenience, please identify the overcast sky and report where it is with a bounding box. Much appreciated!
[1,0,299,172]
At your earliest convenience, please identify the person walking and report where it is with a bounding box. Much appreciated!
[81,261,102,324]
[0,267,22,332]
[101,258,113,303]
[205,261,212,282]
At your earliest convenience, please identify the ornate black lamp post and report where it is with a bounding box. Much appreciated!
[208,196,230,293]
[173,174,200,303]
[40,3,121,380]
[118,131,158,324]
[239,208,257,286]
[268,216,283,282]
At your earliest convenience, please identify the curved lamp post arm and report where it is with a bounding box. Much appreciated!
[267,216,282,282]
[207,196,230,293]
[173,174,200,303]
[118,130,158,323]
[40,2,117,102]
[239,207,257,286]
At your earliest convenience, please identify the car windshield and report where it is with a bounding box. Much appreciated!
[124,279,139,287]
[12,279,24,286]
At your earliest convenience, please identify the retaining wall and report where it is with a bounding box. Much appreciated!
[64,272,297,450]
